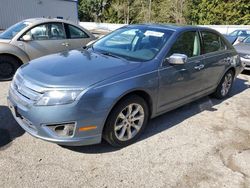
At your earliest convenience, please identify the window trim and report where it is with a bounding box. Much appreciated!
[19,22,67,41]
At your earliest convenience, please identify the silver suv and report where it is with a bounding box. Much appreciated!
[0,18,95,80]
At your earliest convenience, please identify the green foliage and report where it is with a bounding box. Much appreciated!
[186,0,250,25]
[78,0,250,25]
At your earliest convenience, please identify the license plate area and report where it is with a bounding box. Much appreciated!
[9,101,21,118]
[9,100,37,132]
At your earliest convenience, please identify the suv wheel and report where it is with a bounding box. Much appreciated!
[0,55,20,80]
[103,95,149,147]
[213,70,234,99]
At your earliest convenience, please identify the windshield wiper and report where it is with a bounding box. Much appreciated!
[100,51,128,61]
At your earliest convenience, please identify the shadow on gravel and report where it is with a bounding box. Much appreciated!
[63,76,249,154]
[0,106,24,150]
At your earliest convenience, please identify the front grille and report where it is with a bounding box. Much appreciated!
[10,73,43,107]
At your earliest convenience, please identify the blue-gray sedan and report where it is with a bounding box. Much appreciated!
[8,24,243,147]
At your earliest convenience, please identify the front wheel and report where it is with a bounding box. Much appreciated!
[0,55,21,80]
[213,70,234,99]
[103,95,149,147]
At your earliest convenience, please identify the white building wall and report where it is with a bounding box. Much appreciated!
[0,0,78,29]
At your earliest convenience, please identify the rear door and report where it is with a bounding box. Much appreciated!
[18,22,68,60]
[64,24,93,50]
[157,30,205,113]
[200,30,231,91]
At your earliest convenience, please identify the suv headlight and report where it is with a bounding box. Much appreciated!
[35,90,83,106]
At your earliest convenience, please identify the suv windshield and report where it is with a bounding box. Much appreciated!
[92,27,174,61]
[0,21,30,39]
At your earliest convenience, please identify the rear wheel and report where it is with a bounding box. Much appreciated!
[0,55,21,80]
[103,95,149,147]
[213,70,234,99]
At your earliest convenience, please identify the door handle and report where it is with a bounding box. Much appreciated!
[194,64,204,70]
[62,42,69,47]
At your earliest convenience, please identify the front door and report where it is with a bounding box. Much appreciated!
[18,22,69,60]
[157,30,205,113]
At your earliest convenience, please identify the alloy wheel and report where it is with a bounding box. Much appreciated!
[221,73,233,96]
[114,103,145,141]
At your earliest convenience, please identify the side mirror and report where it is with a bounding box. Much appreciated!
[168,53,188,65]
[22,34,32,41]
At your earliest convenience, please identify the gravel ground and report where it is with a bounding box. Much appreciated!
[0,72,250,188]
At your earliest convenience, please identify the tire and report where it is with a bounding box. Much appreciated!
[0,55,21,80]
[212,70,234,99]
[103,95,149,147]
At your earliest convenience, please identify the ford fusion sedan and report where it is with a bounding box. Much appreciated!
[8,24,243,147]
[0,18,95,80]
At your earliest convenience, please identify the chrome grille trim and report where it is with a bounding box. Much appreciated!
[11,72,43,105]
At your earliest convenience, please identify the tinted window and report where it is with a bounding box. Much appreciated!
[26,23,66,40]
[0,21,30,39]
[67,24,89,39]
[168,31,201,58]
[93,27,173,61]
[201,31,226,54]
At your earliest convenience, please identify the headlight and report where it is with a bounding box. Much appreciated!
[35,90,83,106]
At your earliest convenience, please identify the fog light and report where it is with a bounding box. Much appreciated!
[47,123,75,137]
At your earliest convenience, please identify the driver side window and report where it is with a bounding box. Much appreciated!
[25,23,66,40]
[168,31,201,58]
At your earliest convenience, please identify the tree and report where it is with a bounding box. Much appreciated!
[78,0,111,22]
[78,0,250,25]
[186,0,250,25]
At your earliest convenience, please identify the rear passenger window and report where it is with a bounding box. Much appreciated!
[168,31,201,58]
[201,31,226,54]
[66,24,89,39]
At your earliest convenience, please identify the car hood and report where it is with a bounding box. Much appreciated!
[0,39,11,44]
[20,49,141,88]
[234,43,250,54]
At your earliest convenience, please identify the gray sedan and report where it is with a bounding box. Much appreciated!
[234,36,250,70]
[8,24,243,147]
[0,18,95,80]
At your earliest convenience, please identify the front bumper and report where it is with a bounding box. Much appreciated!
[241,57,250,70]
[7,93,106,146]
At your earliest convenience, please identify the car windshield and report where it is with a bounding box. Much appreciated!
[0,21,30,39]
[229,30,238,37]
[244,36,250,44]
[92,27,174,61]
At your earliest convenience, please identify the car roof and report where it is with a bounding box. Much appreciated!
[125,23,213,32]
[23,17,77,25]
[232,29,250,32]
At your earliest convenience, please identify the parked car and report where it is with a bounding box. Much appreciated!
[224,29,250,44]
[0,18,95,80]
[234,36,250,70]
[8,24,243,147]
